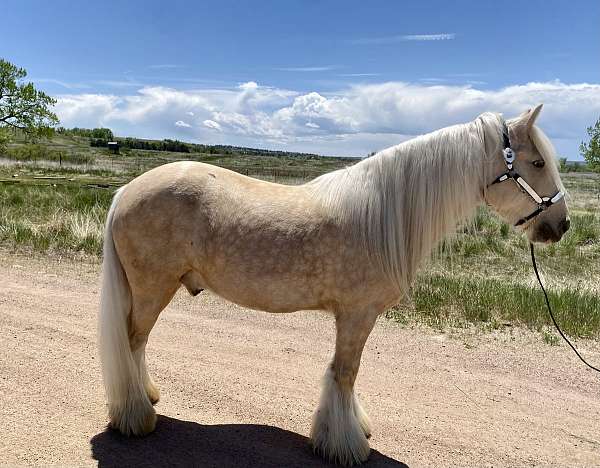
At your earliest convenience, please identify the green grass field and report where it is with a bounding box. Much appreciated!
[1,136,599,340]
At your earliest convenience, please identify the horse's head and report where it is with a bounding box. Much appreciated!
[485,104,569,244]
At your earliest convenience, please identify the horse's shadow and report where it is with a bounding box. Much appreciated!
[90,415,409,467]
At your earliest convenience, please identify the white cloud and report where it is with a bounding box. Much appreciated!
[350,33,455,45]
[203,119,222,131]
[53,94,121,128]
[339,73,381,77]
[31,78,90,90]
[95,79,143,88]
[402,33,456,41]
[54,80,600,157]
[239,81,258,90]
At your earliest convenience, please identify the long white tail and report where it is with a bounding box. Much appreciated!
[98,186,156,435]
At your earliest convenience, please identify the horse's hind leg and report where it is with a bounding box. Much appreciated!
[310,311,378,466]
[132,341,159,405]
[128,280,180,407]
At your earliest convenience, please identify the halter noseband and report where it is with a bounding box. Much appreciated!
[490,122,564,227]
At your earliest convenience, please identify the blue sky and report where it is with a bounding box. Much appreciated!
[3,0,599,158]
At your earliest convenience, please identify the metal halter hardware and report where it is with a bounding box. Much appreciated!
[491,123,565,227]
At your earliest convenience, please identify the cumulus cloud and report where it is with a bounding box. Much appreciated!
[203,119,222,131]
[238,81,258,90]
[53,93,121,128]
[54,80,600,157]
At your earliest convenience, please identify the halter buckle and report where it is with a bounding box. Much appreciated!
[503,147,515,164]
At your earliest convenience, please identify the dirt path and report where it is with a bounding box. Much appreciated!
[1,252,600,467]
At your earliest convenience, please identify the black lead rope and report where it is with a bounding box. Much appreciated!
[530,243,600,374]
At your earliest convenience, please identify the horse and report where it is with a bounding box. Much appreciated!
[98,104,569,466]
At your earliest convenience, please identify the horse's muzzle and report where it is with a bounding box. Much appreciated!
[532,218,570,243]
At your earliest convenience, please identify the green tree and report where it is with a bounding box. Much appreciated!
[0,59,59,141]
[558,157,568,172]
[91,127,114,140]
[580,117,600,172]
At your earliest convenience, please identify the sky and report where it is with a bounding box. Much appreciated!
[3,0,600,159]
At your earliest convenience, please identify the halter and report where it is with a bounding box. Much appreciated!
[490,122,564,227]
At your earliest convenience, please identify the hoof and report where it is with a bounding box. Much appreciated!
[311,434,371,466]
[108,397,157,436]
[310,412,371,466]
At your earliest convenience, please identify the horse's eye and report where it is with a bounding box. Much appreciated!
[532,160,545,168]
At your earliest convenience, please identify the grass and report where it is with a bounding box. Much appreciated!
[0,181,111,255]
[387,273,600,338]
[5,143,96,165]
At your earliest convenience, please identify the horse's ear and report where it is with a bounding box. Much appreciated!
[517,104,543,131]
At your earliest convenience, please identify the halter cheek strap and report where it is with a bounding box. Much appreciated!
[490,123,565,227]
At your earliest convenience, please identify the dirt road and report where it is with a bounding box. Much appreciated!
[1,252,599,467]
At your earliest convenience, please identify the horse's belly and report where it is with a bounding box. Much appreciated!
[201,266,328,313]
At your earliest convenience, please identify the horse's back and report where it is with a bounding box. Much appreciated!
[113,161,321,238]
[117,161,312,214]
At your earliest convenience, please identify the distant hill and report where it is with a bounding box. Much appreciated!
[1,127,358,181]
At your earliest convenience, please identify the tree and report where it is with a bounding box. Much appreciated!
[558,157,568,172]
[0,59,59,140]
[580,117,600,172]
[91,127,114,140]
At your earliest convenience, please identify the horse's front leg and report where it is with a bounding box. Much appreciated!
[310,310,378,466]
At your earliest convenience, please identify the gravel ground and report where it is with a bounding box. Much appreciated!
[1,252,599,467]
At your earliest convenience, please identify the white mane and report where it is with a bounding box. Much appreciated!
[306,112,506,295]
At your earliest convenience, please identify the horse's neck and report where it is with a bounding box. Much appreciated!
[350,124,486,291]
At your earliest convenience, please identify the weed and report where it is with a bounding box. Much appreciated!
[542,330,560,346]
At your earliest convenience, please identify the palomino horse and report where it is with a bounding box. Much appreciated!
[99,105,569,465]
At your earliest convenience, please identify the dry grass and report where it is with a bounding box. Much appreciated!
[0,180,110,255]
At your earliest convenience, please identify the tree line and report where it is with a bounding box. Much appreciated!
[58,125,335,159]
[57,126,114,141]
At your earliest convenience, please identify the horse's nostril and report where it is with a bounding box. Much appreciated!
[560,218,571,235]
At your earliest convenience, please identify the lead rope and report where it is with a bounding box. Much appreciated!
[530,243,600,374]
